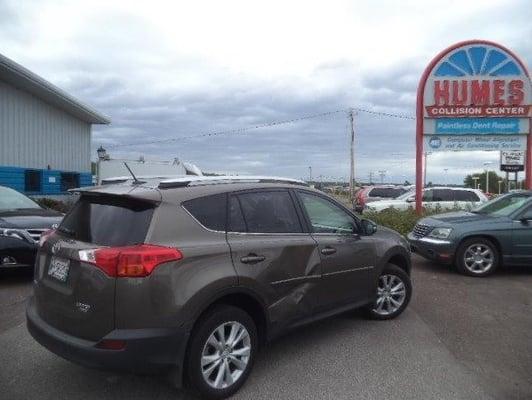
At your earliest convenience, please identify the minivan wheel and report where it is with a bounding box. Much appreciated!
[366,263,412,320]
[187,305,257,399]
[456,237,499,277]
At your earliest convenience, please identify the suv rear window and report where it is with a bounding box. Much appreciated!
[59,196,154,246]
[182,194,227,231]
[368,187,406,198]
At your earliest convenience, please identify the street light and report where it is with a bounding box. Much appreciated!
[472,176,479,189]
[483,161,493,193]
[378,170,386,184]
[97,146,107,160]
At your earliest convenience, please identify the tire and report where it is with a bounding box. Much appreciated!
[455,237,499,277]
[366,263,412,320]
[187,305,258,399]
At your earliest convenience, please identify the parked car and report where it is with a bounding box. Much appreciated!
[354,185,409,213]
[408,191,532,277]
[0,186,63,270]
[27,175,412,399]
[364,187,487,213]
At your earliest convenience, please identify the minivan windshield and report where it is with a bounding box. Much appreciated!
[472,193,531,217]
[0,186,41,211]
[59,195,154,246]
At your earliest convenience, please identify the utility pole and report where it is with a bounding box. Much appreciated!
[308,166,312,183]
[369,172,374,185]
[348,109,356,203]
[378,170,386,184]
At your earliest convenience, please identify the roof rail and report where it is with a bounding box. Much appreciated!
[158,175,307,189]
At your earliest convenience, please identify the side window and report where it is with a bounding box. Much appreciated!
[422,189,433,202]
[521,206,532,220]
[454,190,480,202]
[234,191,302,233]
[228,195,247,232]
[299,192,357,234]
[183,193,227,231]
[433,189,453,201]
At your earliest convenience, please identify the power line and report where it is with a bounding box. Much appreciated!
[105,106,415,149]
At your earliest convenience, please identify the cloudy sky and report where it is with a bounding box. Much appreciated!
[2,0,531,183]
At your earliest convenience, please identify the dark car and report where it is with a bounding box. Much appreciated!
[408,191,532,277]
[27,176,412,399]
[0,186,63,270]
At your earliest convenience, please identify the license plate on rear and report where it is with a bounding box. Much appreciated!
[48,256,70,282]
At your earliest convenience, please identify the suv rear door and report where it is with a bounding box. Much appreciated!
[226,189,320,325]
[33,194,156,341]
[295,190,375,309]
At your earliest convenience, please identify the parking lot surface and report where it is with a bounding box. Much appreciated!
[1,256,531,400]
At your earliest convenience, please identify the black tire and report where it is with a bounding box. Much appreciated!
[365,263,412,320]
[187,305,258,399]
[455,237,499,277]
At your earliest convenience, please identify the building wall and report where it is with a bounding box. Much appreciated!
[0,80,91,172]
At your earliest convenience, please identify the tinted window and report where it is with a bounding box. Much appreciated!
[454,190,480,201]
[368,187,406,198]
[59,196,154,246]
[183,194,226,231]
[229,196,247,232]
[299,192,357,234]
[234,191,302,233]
[432,189,453,201]
[24,170,41,192]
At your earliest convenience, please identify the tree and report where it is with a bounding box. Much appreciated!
[464,171,503,193]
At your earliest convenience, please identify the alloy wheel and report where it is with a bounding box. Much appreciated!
[373,274,407,316]
[201,321,251,389]
[463,244,494,274]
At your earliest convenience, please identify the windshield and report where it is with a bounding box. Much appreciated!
[0,186,41,211]
[473,193,531,216]
[396,191,415,201]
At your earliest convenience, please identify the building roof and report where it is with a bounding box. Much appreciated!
[0,53,110,124]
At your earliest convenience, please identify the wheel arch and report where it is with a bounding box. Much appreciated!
[456,234,503,264]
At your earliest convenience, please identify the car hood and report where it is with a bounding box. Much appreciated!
[420,211,503,227]
[0,208,64,229]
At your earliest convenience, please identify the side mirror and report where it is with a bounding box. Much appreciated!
[520,218,531,225]
[361,219,377,236]
[406,197,415,203]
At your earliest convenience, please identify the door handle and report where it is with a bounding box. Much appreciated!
[240,254,266,264]
[321,247,337,256]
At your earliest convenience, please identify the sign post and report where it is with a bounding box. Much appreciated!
[416,40,531,214]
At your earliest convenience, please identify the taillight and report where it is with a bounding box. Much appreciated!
[39,229,55,247]
[79,244,182,277]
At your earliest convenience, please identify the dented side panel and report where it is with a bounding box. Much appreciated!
[227,233,321,326]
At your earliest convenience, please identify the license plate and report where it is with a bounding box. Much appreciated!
[48,257,70,282]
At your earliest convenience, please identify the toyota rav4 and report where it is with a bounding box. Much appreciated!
[27,176,412,399]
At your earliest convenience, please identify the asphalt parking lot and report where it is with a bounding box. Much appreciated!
[1,256,531,400]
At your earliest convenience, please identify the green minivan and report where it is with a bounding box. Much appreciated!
[408,191,532,277]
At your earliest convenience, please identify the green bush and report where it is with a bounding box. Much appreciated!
[363,205,464,236]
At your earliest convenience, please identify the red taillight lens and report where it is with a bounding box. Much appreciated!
[95,339,126,350]
[39,229,55,247]
[79,245,182,277]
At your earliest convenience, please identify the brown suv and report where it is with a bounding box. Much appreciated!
[27,176,412,399]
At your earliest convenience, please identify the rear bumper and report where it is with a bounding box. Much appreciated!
[407,233,455,265]
[26,297,190,384]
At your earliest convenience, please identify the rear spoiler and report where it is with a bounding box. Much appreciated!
[68,185,162,204]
